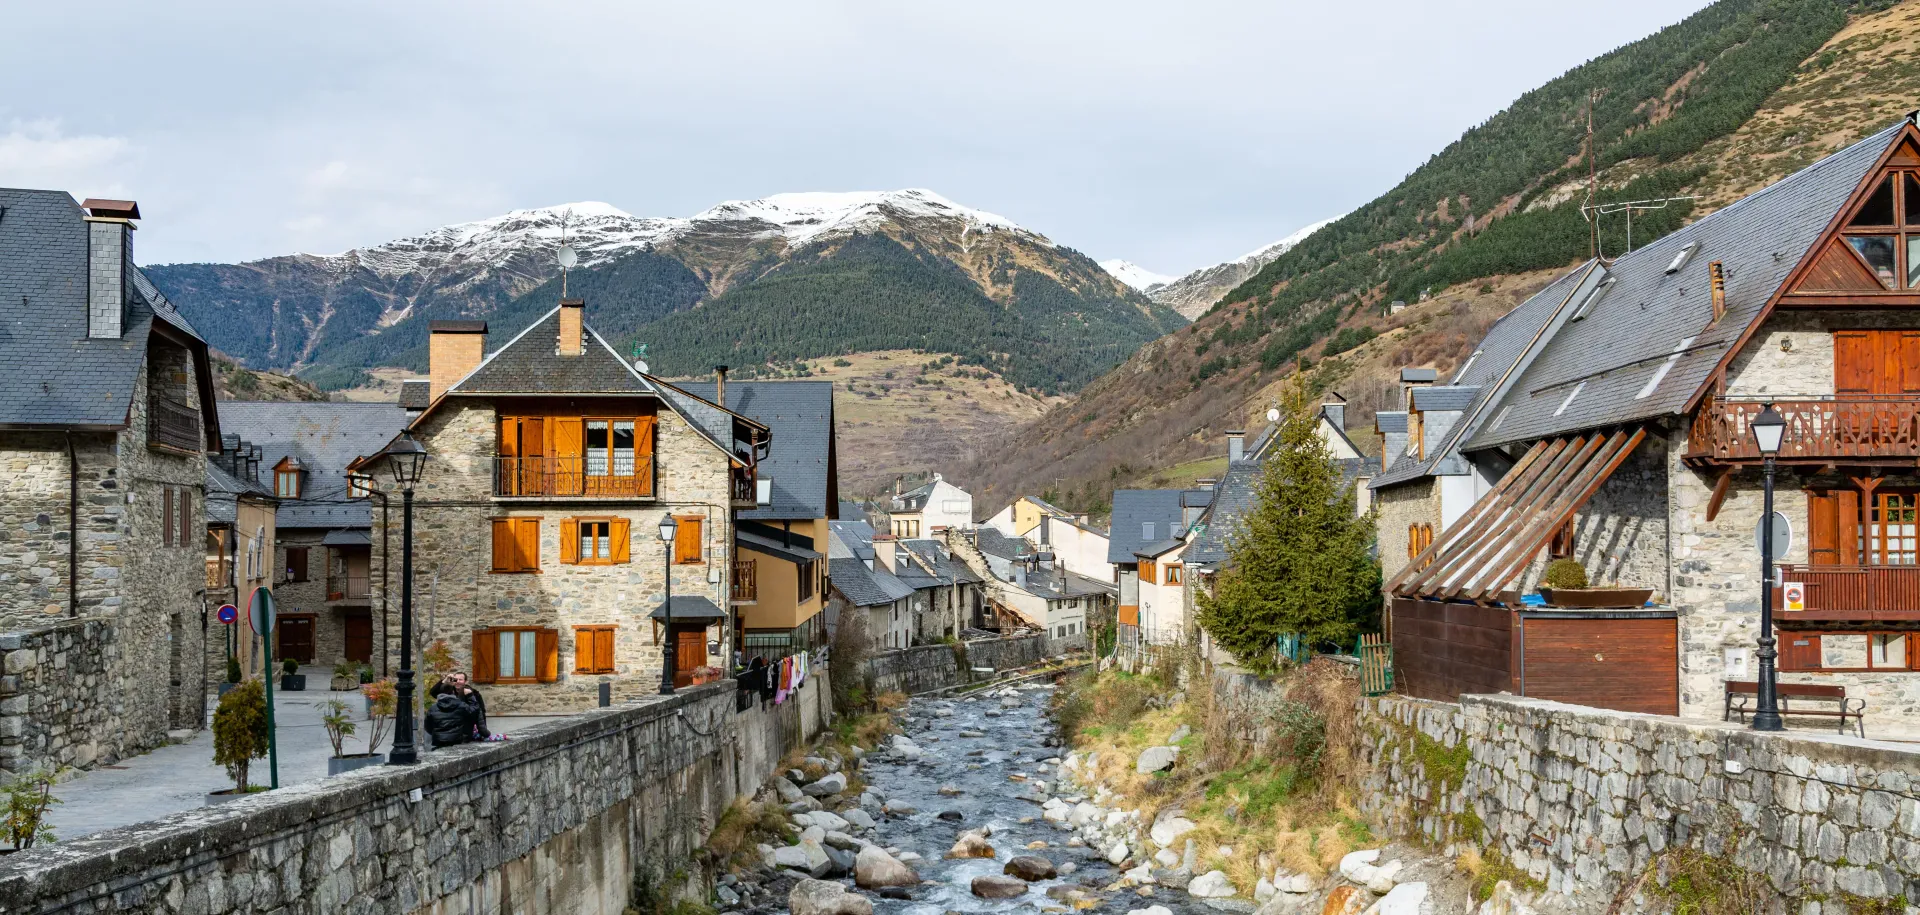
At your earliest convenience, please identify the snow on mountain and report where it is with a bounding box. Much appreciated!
[693,188,1035,247]
[1149,215,1343,320]
[1098,259,1175,293]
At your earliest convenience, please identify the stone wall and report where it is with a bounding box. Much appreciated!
[0,617,157,774]
[864,633,1052,696]
[0,676,831,914]
[1517,431,1670,595]
[1358,692,1920,907]
[1373,477,1439,586]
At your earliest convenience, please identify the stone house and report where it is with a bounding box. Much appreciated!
[1389,118,1920,736]
[884,474,973,537]
[219,401,410,671]
[353,304,770,712]
[826,520,916,652]
[203,437,277,681]
[972,551,1105,651]
[983,495,1113,583]
[0,192,220,774]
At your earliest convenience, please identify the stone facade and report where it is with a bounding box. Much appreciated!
[0,674,833,914]
[1359,692,1920,907]
[864,633,1051,696]
[1517,431,1671,595]
[368,399,735,714]
[1373,477,1440,586]
[270,531,376,669]
[0,618,150,773]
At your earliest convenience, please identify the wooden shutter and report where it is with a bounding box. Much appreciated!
[1808,491,1840,565]
[1835,330,1876,396]
[552,417,584,495]
[595,628,615,672]
[163,486,174,547]
[560,518,580,564]
[573,628,595,673]
[1137,559,1155,585]
[1898,331,1920,395]
[471,629,497,683]
[536,628,559,682]
[1781,634,1821,672]
[491,519,515,572]
[518,519,541,571]
[610,518,631,563]
[674,515,702,564]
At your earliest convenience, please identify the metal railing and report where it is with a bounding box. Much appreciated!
[328,573,370,601]
[1778,564,1920,616]
[731,558,758,604]
[731,466,757,505]
[148,398,201,451]
[493,456,655,497]
[1690,397,1920,463]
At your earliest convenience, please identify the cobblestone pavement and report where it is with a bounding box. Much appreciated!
[44,667,565,841]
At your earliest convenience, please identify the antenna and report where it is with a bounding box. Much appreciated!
[1585,89,1598,262]
[557,209,577,298]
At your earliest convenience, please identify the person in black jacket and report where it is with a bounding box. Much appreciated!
[430,672,491,740]
[425,692,478,748]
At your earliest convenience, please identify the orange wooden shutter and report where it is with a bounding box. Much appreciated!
[472,629,497,683]
[1835,331,1875,396]
[610,518,631,563]
[1837,490,1861,565]
[595,628,615,672]
[536,628,559,682]
[1808,491,1840,565]
[552,417,584,487]
[491,519,514,572]
[572,628,594,673]
[635,416,656,456]
[674,515,702,563]
[516,518,540,571]
[1137,559,1154,585]
[560,518,580,564]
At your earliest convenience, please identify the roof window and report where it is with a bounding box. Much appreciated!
[1666,242,1698,275]
[1553,381,1586,417]
[1571,275,1615,321]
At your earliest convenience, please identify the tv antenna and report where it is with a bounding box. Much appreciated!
[1582,195,1699,258]
[557,209,578,298]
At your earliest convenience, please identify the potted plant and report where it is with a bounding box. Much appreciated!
[320,698,382,775]
[1538,559,1654,609]
[279,658,306,692]
[690,665,724,686]
[207,679,271,805]
[357,663,375,685]
[361,678,397,759]
[328,660,357,692]
[218,656,243,698]
[1,766,61,853]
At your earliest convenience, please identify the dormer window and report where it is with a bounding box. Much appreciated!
[275,457,303,499]
[346,473,372,499]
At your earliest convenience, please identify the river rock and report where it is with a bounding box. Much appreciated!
[947,830,997,859]
[1364,882,1427,915]
[1005,855,1058,880]
[1188,870,1237,898]
[771,843,817,874]
[1157,868,1192,890]
[715,885,740,908]
[960,730,987,738]
[973,875,1029,899]
[938,810,965,822]
[1337,849,1380,883]
[1154,848,1180,868]
[1254,879,1275,903]
[1319,885,1366,915]
[892,736,923,757]
[803,772,848,797]
[878,887,912,901]
[1043,800,1070,823]
[854,845,919,888]
[841,807,876,831]
[1123,864,1156,885]
[823,831,861,851]
[1127,907,1174,915]
[823,846,856,877]
[787,798,823,813]
[1365,860,1403,895]
[1273,871,1315,894]
[789,878,873,915]
[1136,746,1179,774]
[775,778,806,804]
[810,810,850,831]
[804,755,840,773]
[1203,900,1256,914]
[1107,841,1129,865]
[1070,802,1101,827]
[939,785,963,796]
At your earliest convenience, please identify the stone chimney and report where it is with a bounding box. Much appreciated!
[81,199,139,340]
[714,365,729,408]
[1014,562,1028,590]
[557,299,585,356]
[1322,400,1346,430]
[872,534,897,574]
[1227,430,1246,463]
[429,320,487,400]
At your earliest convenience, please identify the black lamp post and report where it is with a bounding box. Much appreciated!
[1749,403,1787,732]
[378,431,430,762]
[659,514,679,695]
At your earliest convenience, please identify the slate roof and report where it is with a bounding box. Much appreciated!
[1466,122,1903,450]
[398,380,430,411]
[975,527,1032,560]
[1375,413,1408,434]
[0,188,214,436]
[1412,386,1480,412]
[901,538,984,585]
[219,402,411,529]
[648,595,726,621]
[1107,490,1196,564]
[739,530,823,563]
[1401,368,1438,383]
[837,501,870,524]
[1012,564,1115,600]
[204,461,273,526]
[1185,461,1262,565]
[453,309,651,395]
[829,520,876,559]
[1133,538,1184,559]
[829,557,915,606]
[891,479,937,511]
[681,381,835,521]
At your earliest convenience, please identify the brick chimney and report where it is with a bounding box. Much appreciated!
[557,299,585,356]
[714,365,729,408]
[428,320,487,400]
[81,199,139,340]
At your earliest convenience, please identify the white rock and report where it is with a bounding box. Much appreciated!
[1124,864,1157,885]
[1155,849,1180,868]
[1044,805,1070,824]
[789,878,873,915]
[1218,846,1234,858]
[1126,908,1174,915]
[854,845,919,888]
[1365,860,1403,895]
[1107,841,1129,865]
[775,778,806,804]
[811,810,850,832]
[1361,882,1427,915]
[1187,870,1237,898]
[1254,879,1276,903]
[1070,802,1102,827]
[1150,815,1197,848]
[803,772,848,797]
[1274,871,1316,894]
[772,844,815,871]
[1338,849,1381,882]
[841,808,875,831]
[1136,746,1179,774]
[1106,810,1128,829]
[1476,880,1536,915]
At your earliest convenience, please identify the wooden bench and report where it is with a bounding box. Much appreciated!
[1724,681,1866,737]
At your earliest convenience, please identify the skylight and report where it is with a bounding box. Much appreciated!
[1571,275,1615,321]
[1666,242,1698,275]
[1553,381,1586,417]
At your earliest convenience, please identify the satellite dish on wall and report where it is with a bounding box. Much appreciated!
[557,245,578,269]
[1266,407,1281,423]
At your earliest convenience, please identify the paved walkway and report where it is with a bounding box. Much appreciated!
[46,668,566,841]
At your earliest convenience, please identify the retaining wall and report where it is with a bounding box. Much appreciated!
[864,633,1052,696]
[1357,693,1920,907]
[0,617,152,774]
[0,670,831,915]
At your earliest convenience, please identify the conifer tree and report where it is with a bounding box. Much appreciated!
[1196,377,1378,667]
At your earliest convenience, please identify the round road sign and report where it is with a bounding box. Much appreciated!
[217,604,238,625]
[247,587,275,637]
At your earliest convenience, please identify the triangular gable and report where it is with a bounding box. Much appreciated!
[1781,121,1920,301]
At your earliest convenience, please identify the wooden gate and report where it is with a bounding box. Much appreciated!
[1358,633,1393,696]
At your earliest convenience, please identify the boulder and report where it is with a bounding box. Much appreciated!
[892,736,923,757]
[960,730,987,738]
[1154,849,1180,868]
[1168,725,1191,744]
[1187,870,1237,898]
[841,808,876,831]
[947,830,997,859]
[1319,886,1366,915]
[823,831,861,851]
[1273,871,1315,894]
[771,844,815,872]
[878,887,912,901]
[1365,860,1403,896]
[1069,802,1102,827]
[1123,864,1157,885]
[789,878,873,915]
[938,785,963,796]
[1254,879,1275,903]
[1126,908,1174,915]
[853,845,919,888]
[787,797,823,814]
[774,778,806,804]
[823,846,856,877]
[1107,841,1129,866]
[1005,855,1058,881]
[1477,880,1537,915]
[938,810,965,822]
[1362,882,1427,915]
[971,875,1029,899]
[1203,901,1256,914]
[803,773,848,797]
[810,809,850,832]
[1136,746,1179,774]
[1337,849,1380,883]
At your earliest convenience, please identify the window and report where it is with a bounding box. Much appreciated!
[561,517,629,564]
[1779,632,1913,672]
[286,547,310,582]
[347,474,371,498]
[1549,521,1574,559]
[1165,564,1183,585]
[893,519,920,538]
[1141,522,1155,541]
[574,626,617,674]
[162,485,175,547]
[490,518,542,573]
[276,466,301,499]
[798,559,817,602]
[1834,166,1920,289]
[471,627,557,683]
[673,515,703,564]
[1864,492,1919,565]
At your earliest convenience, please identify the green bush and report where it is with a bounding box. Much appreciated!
[213,679,271,793]
[281,658,298,675]
[1,766,61,850]
[225,656,242,684]
[1544,559,1589,590]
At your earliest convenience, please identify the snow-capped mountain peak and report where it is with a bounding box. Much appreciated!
[1147,214,1343,319]
[693,188,1031,247]
[1230,215,1340,267]
[1098,259,1175,293]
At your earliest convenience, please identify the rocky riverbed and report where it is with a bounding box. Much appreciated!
[729,683,1518,915]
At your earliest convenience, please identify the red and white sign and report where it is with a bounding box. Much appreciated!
[1783,582,1806,612]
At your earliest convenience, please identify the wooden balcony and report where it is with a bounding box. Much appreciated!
[731,465,758,508]
[493,456,655,498]
[1777,563,1920,622]
[148,397,201,452]
[1688,397,1920,465]
[731,558,758,605]
[327,572,370,602]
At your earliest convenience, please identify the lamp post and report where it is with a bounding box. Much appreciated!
[1749,403,1787,732]
[377,431,430,763]
[659,514,679,695]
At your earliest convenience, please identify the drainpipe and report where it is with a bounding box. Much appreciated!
[67,432,78,618]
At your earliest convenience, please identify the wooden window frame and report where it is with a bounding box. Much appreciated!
[1836,169,1920,290]
[1863,490,1919,566]
[564,517,625,565]
[1165,563,1184,585]
[472,626,559,684]
[275,468,301,500]
[1778,631,1917,673]
[797,558,817,602]
[673,514,704,565]
[573,625,617,674]
[1549,521,1574,559]
[490,517,543,574]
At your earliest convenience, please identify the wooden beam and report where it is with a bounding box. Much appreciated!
[1705,469,1735,523]
[1395,438,1575,597]
[1420,435,1600,598]
[1384,438,1553,594]
[1462,428,1647,601]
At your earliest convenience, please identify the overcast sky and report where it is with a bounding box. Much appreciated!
[3,1,1710,275]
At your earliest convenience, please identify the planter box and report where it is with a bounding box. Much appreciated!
[328,754,385,776]
[329,676,358,691]
[1539,587,1654,609]
[280,674,307,691]
[217,681,238,698]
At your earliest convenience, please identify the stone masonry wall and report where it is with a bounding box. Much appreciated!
[0,678,830,914]
[865,633,1051,696]
[1517,431,1670,596]
[0,618,152,774]
[1373,478,1440,587]
[1358,693,1920,907]
[0,431,120,630]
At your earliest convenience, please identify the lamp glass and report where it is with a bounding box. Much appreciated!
[381,432,429,486]
[1750,405,1787,455]
[659,515,678,542]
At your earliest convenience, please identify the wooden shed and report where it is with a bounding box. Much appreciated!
[1390,598,1677,714]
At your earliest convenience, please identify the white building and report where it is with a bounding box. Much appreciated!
[887,473,973,537]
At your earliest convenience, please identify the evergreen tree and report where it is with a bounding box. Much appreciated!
[1196,378,1378,667]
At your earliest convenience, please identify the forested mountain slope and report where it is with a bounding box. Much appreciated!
[962,0,1911,514]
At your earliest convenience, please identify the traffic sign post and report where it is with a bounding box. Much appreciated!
[247,587,280,789]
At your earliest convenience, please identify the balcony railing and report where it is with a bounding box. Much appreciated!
[731,466,757,507]
[148,398,201,452]
[1689,397,1920,464]
[328,573,370,601]
[732,558,758,604]
[1777,563,1920,621]
[493,456,655,498]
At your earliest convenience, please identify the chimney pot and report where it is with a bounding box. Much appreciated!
[715,365,729,408]
[428,320,488,401]
[557,299,585,356]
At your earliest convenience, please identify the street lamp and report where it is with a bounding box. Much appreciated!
[1749,403,1787,732]
[659,514,679,695]
[378,431,429,763]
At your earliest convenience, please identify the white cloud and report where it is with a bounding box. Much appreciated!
[0,120,140,197]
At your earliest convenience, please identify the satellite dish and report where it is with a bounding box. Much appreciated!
[1266,407,1281,423]
[557,245,578,269]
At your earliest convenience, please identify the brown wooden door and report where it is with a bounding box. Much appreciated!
[674,629,706,686]
[344,613,372,663]
[277,615,316,665]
